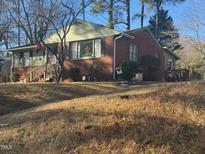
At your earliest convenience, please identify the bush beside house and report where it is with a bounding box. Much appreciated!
[10,73,20,82]
[141,55,161,81]
[121,61,139,81]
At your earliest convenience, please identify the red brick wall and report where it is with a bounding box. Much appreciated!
[116,30,165,81]
[115,37,130,67]
[63,36,114,81]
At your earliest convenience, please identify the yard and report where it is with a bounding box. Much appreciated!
[0,82,121,115]
[0,82,205,153]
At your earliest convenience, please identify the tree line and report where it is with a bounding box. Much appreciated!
[0,0,185,50]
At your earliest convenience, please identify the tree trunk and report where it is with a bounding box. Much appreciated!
[155,0,161,39]
[126,0,130,30]
[82,0,85,21]
[57,63,64,83]
[108,0,114,29]
[17,0,21,46]
[141,1,145,28]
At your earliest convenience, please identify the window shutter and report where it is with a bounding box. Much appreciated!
[134,44,137,62]
[95,39,101,58]
[129,43,133,61]
[70,42,78,59]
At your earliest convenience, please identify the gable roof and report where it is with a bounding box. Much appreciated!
[125,28,180,60]
[125,27,163,50]
[45,20,121,44]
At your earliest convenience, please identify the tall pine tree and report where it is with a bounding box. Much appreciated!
[90,0,130,30]
[146,0,185,38]
[148,7,181,51]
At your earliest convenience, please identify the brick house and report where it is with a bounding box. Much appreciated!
[8,20,177,82]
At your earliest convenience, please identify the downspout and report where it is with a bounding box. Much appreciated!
[113,33,135,80]
[113,34,123,80]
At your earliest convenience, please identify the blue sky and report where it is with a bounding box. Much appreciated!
[84,0,205,39]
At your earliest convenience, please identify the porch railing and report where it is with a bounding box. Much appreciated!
[26,63,56,82]
[165,69,190,81]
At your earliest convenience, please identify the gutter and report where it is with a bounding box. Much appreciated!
[113,33,135,80]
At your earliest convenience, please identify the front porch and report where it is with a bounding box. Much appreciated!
[10,45,57,82]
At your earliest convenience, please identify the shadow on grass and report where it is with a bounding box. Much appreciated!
[0,83,121,115]
[0,95,37,116]
[0,108,204,153]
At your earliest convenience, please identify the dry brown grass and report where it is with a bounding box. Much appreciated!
[0,82,205,154]
[0,82,120,115]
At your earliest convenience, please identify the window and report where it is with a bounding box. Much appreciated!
[20,52,23,58]
[129,43,138,62]
[23,52,30,66]
[70,39,102,60]
[168,59,173,70]
[30,51,33,57]
[79,40,94,58]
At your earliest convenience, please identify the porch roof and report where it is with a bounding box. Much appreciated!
[8,45,36,52]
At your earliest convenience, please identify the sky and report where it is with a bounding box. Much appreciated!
[83,0,205,39]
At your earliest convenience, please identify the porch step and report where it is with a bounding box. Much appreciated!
[26,64,56,82]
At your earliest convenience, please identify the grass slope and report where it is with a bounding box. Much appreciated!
[0,82,120,115]
[0,82,205,153]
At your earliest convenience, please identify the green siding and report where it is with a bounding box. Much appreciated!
[13,50,46,68]
[32,51,46,66]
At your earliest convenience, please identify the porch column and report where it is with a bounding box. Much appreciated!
[44,47,48,80]
[10,52,14,76]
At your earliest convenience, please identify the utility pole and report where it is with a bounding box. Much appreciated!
[155,0,160,40]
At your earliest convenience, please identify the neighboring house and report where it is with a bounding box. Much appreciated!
[163,48,179,71]
[163,48,191,81]
[8,20,177,82]
[0,58,11,82]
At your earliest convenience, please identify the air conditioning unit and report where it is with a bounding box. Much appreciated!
[133,73,143,81]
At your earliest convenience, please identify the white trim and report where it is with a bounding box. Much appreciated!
[113,35,123,79]
[113,33,135,79]
[8,45,36,52]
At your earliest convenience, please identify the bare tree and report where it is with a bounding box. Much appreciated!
[181,0,205,78]
[39,0,92,82]
[1,0,57,46]
[0,1,12,53]
[185,1,205,61]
